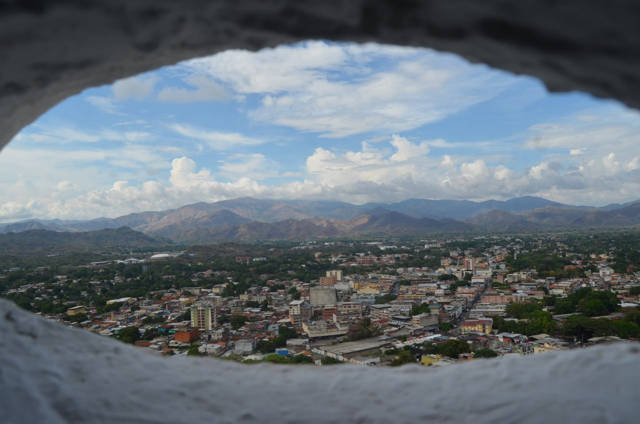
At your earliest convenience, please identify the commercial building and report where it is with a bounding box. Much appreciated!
[460,318,493,334]
[310,287,338,307]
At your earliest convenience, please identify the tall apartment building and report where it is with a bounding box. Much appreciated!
[289,300,312,327]
[191,303,214,331]
[326,269,343,281]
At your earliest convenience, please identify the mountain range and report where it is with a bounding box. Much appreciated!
[0,227,164,256]
[1,196,639,244]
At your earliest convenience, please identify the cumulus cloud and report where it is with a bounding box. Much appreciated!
[112,75,157,100]
[3,133,640,221]
[182,41,512,138]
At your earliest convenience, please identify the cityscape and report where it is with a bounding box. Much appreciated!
[3,227,639,367]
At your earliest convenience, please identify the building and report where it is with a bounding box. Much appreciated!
[319,276,338,286]
[191,303,214,331]
[289,300,312,326]
[174,329,199,343]
[337,302,362,320]
[411,313,439,328]
[326,270,343,281]
[234,339,255,355]
[460,318,493,334]
[310,287,338,307]
[66,305,86,316]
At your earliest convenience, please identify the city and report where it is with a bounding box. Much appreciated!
[4,232,639,367]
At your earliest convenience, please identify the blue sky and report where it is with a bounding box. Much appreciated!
[1,41,640,221]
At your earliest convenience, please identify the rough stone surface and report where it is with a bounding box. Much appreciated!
[1,0,640,150]
[1,298,639,423]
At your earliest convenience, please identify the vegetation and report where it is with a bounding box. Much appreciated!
[375,294,397,304]
[493,303,556,336]
[264,354,313,365]
[473,348,498,358]
[256,326,298,353]
[562,309,640,341]
[320,356,343,365]
[551,288,619,316]
[438,322,454,332]
[115,326,140,344]
[187,345,201,356]
[348,318,380,341]
[423,340,471,359]
[389,348,416,366]
[230,315,248,330]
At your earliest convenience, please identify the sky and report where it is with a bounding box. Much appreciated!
[2,40,640,222]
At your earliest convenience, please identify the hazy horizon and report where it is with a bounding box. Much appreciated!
[1,194,638,225]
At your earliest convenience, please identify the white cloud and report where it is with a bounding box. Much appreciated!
[169,124,264,150]
[182,41,512,138]
[123,131,151,142]
[85,96,120,114]
[218,153,278,180]
[157,75,227,102]
[112,75,157,100]
[390,135,430,162]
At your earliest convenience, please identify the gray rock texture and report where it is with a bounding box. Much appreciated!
[1,298,639,423]
[1,0,640,150]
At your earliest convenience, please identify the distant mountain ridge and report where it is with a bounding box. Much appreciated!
[0,227,165,256]
[1,196,640,244]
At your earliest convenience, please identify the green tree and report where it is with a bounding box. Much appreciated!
[116,326,140,344]
[375,294,397,304]
[321,356,342,365]
[438,322,454,333]
[187,345,201,356]
[230,315,248,330]
[473,348,498,358]
[390,349,415,366]
[612,320,640,339]
[348,318,380,341]
[438,339,471,359]
[288,287,301,300]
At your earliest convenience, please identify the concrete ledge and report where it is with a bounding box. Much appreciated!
[1,298,638,423]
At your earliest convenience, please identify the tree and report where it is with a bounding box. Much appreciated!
[230,315,248,330]
[438,274,457,281]
[348,318,379,341]
[506,302,541,319]
[473,348,498,358]
[612,320,640,339]
[390,349,415,366]
[116,326,140,344]
[321,356,342,365]
[579,298,608,317]
[67,313,88,323]
[375,294,397,304]
[187,345,201,356]
[438,322,453,333]
[438,340,471,359]
[140,328,159,340]
[288,287,301,300]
